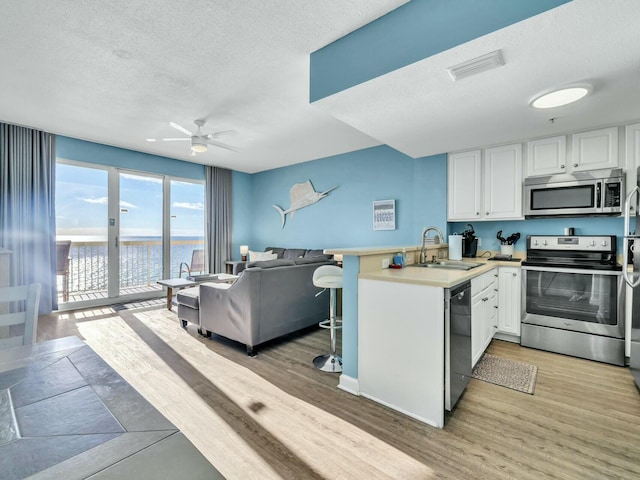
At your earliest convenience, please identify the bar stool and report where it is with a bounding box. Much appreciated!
[312,265,343,372]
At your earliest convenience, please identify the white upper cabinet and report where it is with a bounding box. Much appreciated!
[484,144,523,219]
[448,150,482,221]
[527,128,619,177]
[526,135,567,176]
[571,127,619,172]
[448,145,522,221]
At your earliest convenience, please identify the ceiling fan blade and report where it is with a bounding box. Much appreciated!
[169,122,192,136]
[205,129,238,139]
[207,140,239,152]
[160,138,190,142]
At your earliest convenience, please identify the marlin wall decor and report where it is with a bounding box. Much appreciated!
[273,180,337,228]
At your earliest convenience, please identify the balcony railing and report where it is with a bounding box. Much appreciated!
[63,239,205,297]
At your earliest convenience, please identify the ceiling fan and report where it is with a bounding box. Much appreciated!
[146,119,238,155]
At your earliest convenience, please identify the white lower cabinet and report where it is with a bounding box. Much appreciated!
[471,269,498,367]
[497,267,521,339]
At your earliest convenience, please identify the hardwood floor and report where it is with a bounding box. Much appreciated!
[38,305,640,480]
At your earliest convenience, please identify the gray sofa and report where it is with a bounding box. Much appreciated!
[178,248,334,355]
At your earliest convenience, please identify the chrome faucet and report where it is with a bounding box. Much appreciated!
[421,226,444,263]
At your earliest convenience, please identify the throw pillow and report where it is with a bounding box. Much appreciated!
[248,250,276,262]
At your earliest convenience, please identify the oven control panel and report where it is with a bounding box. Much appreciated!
[527,235,615,252]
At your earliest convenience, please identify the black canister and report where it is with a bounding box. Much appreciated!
[463,237,478,257]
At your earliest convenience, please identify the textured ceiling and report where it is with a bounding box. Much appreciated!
[0,0,406,173]
[1,1,639,173]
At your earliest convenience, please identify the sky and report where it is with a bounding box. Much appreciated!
[56,163,205,240]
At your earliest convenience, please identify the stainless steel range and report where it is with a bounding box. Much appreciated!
[521,235,625,366]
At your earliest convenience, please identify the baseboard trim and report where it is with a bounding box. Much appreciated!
[337,374,359,395]
[493,332,520,343]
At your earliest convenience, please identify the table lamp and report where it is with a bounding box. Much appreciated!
[240,245,249,261]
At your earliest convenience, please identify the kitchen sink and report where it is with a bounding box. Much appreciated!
[410,261,483,271]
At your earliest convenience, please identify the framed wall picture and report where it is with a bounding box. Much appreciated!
[373,199,396,230]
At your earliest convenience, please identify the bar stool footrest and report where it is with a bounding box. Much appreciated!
[318,319,342,330]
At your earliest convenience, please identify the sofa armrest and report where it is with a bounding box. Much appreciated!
[198,274,259,347]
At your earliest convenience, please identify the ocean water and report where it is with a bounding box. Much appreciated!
[60,236,205,292]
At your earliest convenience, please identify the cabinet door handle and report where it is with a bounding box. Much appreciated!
[512,272,517,277]
[476,212,480,216]
[560,164,565,169]
[482,297,488,302]
[573,163,579,167]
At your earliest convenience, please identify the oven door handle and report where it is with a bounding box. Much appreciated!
[623,185,640,287]
[521,265,622,276]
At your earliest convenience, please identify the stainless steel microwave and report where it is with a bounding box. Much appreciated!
[524,168,624,218]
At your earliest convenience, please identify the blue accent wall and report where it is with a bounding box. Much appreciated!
[249,146,446,251]
[56,136,205,180]
[413,154,448,241]
[310,0,571,101]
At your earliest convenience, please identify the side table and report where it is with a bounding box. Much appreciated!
[225,261,244,274]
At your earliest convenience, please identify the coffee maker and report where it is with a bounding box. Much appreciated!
[462,224,478,258]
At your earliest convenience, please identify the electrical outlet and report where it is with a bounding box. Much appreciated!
[477,237,482,247]
[438,250,445,259]
[382,258,390,269]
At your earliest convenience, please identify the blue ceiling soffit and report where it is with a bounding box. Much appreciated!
[310,0,572,102]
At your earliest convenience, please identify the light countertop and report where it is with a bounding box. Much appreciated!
[359,257,522,288]
[324,245,423,256]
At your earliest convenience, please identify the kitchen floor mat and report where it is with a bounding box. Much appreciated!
[472,353,537,394]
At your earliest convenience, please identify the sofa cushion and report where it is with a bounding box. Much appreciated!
[176,286,200,309]
[246,259,296,269]
[265,247,286,258]
[283,248,307,260]
[304,249,324,258]
[249,250,276,262]
[294,257,333,265]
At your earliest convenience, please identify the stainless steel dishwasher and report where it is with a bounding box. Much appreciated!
[445,281,472,411]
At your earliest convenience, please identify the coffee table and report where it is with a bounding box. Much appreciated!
[157,278,196,310]
[158,274,239,310]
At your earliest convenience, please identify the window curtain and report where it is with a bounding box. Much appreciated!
[205,166,232,274]
[0,123,57,314]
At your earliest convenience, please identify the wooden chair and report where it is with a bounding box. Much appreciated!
[179,249,205,278]
[56,240,71,302]
[0,283,41,348]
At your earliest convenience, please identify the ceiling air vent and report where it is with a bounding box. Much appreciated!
[447,50,505,81]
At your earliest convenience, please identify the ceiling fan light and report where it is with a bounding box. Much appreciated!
[530,84,591,109]
[191,141,208,153]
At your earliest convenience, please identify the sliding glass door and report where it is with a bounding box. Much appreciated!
[55,161,109,303]
[56,159,204,308]
[170,180,206,278]
[118,172,164,295]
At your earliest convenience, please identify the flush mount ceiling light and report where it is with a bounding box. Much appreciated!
[447,50,505,81]
[530,84,592,109]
